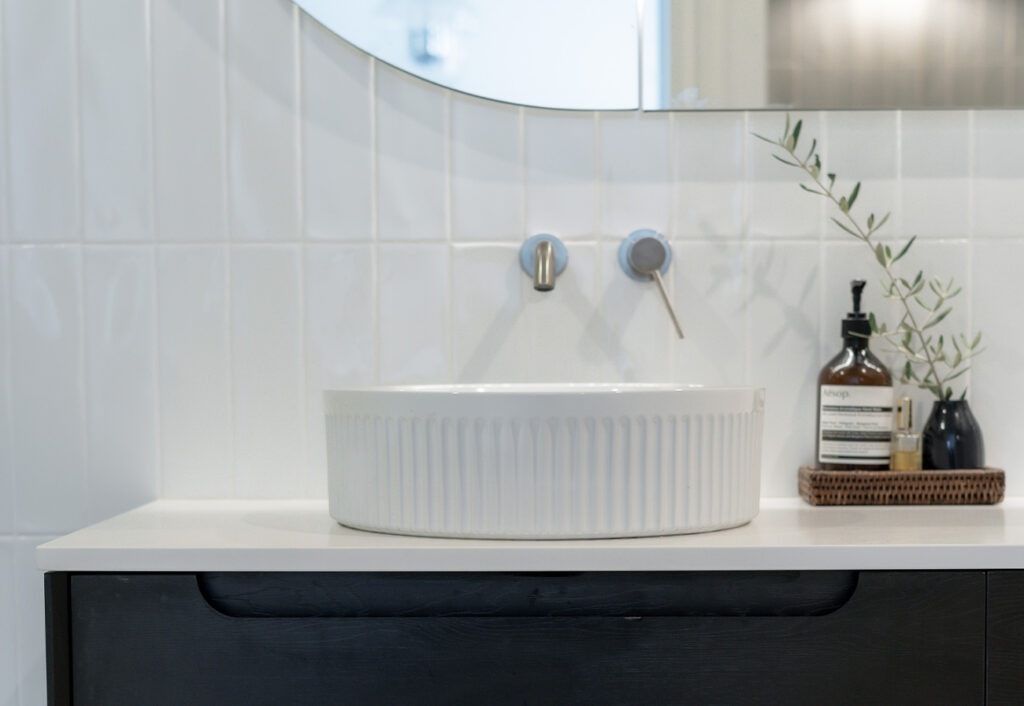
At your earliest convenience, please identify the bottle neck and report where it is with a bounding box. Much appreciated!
[843,335,869,351]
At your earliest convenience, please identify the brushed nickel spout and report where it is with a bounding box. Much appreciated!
[519,234,568,292]
[533,240,555,291]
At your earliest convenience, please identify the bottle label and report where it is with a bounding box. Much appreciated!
[818,385,894,465]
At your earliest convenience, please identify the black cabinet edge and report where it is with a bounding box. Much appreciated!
[45,573,72,706]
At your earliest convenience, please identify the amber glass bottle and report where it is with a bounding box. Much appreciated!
[816,280,894,470]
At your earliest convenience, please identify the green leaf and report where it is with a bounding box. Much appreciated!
[874,243,887,266]
[751,132,780,145]
[829,217,860,238]
[799,183,823,195]
[892,235,916,263]
[960,388,968,400]
[924,307,952,329]
[806,138,817,161]
[971,332,982,349]
[784,136,795,151]
[827,173,836,189]
[885,245,892,260]
[874,212,891,232]
[791,120,803,149]
[772,154,799,167]
[784,113,791,138]
[945,367,968,383]
[839,196,849,213]
[869,312,878,332]
[867,213,875,229]
[847,182,861,209]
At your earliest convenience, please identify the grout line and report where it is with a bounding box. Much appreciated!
[144,0,162,501]
[369,58,381,385]
[71,0,91,526]
[742,111,753,387]
[593,111,601,237]
[519,106,526,238]
[293,4,311,494]
[0,0,11,243]
[219,0,237,497]
[444,89,454,381]
[966,109,976,399]
[218,0,230,241]
[2,247,14,534]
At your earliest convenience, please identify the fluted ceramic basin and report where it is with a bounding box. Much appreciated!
[325,384,765,539]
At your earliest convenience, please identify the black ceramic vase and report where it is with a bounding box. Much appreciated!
[921,399,985,470]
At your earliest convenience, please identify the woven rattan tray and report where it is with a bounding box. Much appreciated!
[798,466,1005,506]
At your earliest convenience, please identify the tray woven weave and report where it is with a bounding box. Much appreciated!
[798,466,1005,506]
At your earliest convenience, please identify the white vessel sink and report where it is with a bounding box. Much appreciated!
[325,384,765,539]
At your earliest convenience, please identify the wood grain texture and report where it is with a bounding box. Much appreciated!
[67,571,985,705]
[987,571,1024,703]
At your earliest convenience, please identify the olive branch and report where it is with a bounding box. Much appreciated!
[753,115,983,401]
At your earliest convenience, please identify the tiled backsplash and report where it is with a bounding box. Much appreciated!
[3,0,1024,700]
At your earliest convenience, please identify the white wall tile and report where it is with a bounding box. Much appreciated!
[451,96,522,241]
[675,113,746,238]
[14,536,55,706]
[300,16,372,242]
[84,247,157,522]
[592,241,672,381]
[973,111,1024,237]
[972,239,1024,476]
[376,65,447,242]
[378,244,449,383]
[599,113,671,237]
[304,245,375,496]
[747,242,820,497]
[822,111,900,240]
[79,0,152,242]
[451,244,529,382]
[524,111,595,239]
[151,0,226,242]
[0,539,14,706]
[0,3,9,241]
[747,112,824,239]
[0,250,10,534]
[3,0,78,242]
[225,0,299,241]
[231,246,305,497]
[157,246,233,497]
[671,240,747,386]
[11,248,86,533]
[901,111,969,239]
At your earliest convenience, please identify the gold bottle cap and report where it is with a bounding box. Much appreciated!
[896,397,913,431]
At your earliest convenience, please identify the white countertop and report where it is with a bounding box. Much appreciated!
[35,498,1024,572]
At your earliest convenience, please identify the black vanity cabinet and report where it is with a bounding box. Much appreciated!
[44,569,1024,705]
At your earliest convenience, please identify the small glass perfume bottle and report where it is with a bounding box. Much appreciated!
[891,397,922,471]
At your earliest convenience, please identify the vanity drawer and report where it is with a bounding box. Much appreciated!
[59,571,983,706]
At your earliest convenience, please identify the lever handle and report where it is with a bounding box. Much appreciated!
[650,269,685,339]
[618,229,684,339]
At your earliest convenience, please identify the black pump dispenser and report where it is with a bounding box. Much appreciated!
[842,280,871,339]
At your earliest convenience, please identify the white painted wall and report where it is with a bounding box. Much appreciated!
[3,0,1024,701]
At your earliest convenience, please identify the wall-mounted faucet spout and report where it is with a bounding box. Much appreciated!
[519,234,568,292]
[533,240,555,291]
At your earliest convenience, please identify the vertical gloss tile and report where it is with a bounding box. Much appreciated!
[152,0,227,241]
[592,242,671,382]
[822,111,900,239]
[157,246,232,497]
[0,249,10,533]
[747,112,823,239]
[675,113,746,238]
[14,536,55,706]
[527,242,602,382]
[11,248,85,532]
[378,244,448,383]
[747,242,820,496]
[451,96,522,241]
[3,0,78,242]
[304,245,375,495]
[900,111,969,239]
[973,111,1024,238]
[451,244,529,382]
[0,3,9,241]
[0,540,14,705]
[972,239,1024,476]
[671,240,747,386]
[231,246,305,497]
[376,65,446,241]
[599,113,671,237]
[225,0,299,241]
[300,15,372,241]
[84,247,157,522]
[79,0,152,241]
[524,110,595,239]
